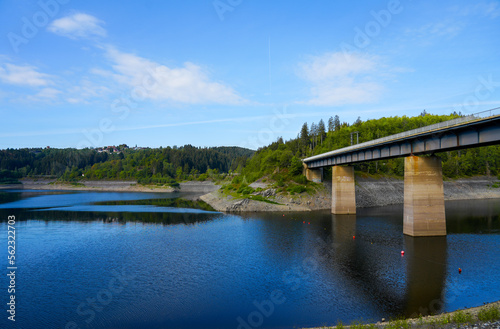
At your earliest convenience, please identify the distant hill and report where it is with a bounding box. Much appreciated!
[0,145,254,185]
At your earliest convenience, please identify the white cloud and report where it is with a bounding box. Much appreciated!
[299,52,383,106]
[0,63,53,87]
[405,21,464,40]
[65,79,112,104]
[48,13,106,39]
[27,88,62,102]
[104,47,245,105]
[457,1,500,18]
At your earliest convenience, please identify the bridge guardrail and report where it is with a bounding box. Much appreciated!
[304,107,500,163]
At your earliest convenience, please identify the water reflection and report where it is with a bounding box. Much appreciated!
[404,236,447,317]
[0,190,498,329]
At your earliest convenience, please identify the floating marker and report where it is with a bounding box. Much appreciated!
[459,268,462,274]
[401,250,405,256]
[303,221,305,224]
[308,222,310,225]
[353,236,355,239]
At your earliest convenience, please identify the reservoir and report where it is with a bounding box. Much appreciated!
[0,190,499,329]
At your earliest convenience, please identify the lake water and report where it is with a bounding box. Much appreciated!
[0,190,499,329]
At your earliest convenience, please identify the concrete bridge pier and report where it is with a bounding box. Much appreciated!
[403,156,446,236]
[303,165,323,183]
[332,166,356,214]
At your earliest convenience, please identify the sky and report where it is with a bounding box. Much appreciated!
[0,0,499,150]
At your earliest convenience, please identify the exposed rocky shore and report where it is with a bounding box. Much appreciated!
[200,176,500,212]
[4,176,500,213]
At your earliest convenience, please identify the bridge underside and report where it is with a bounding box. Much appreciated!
[313,155,447,236]
[305,117,500,169]
[303,114,500,236]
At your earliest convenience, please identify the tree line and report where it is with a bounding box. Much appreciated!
[238,112,500,184]
[0,145,253,185]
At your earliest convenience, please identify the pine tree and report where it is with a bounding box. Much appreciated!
[318,119,326,145]
[334,115,341,131]
[328,116,334,132]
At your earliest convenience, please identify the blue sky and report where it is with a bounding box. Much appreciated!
[0,0,499,149]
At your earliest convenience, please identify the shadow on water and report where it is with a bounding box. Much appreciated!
[404,236,447,317]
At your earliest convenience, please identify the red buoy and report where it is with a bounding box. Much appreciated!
[353,236,355,239]
[303,221,305,224]
[459,268,462,274]
[308,222,310,225]
[401,251,405,256]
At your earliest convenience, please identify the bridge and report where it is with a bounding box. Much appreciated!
[302,108,500,237]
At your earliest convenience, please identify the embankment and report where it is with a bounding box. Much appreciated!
[200,176,500,212]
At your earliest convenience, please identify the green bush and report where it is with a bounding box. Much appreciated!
[237,185,254,195]
[452,310,473,324]
[292,174,307,185]
[287,185,307,194]
[477,306,500,321]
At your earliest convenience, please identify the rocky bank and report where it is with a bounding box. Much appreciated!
[200,176,500,212]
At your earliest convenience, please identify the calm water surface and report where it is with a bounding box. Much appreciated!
[0,190,498,329]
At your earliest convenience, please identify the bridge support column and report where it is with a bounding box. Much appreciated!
[332,166,356,214]
[403,156,446,236]
[303,164,323,183]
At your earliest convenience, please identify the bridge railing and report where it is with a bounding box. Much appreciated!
[304,107,500,163]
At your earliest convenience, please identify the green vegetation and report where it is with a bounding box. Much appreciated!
[477,306,500,321]
[0,145,253,187]
[237,112,500,187]
[1,112,499,196]
[0,169,22,185]
[451,310,473,324]
[322,304,500,329]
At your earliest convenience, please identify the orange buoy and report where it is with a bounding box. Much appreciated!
[353,236,355,239]
[401,251,405,256]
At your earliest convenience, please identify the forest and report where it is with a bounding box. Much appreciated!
[238,112,500,186]
[0,145,253,185]
[1,112,499,188]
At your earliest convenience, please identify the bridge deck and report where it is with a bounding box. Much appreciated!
[304,109,500,168]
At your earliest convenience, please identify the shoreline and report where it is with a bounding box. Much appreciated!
[3,176,500,212]
[201,175,500,212]
[1,179,219,195]
[304,300,500,329]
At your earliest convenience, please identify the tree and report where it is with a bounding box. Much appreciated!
[334,115,341,131]
[317,119,326,144]
[299,122,309,154]
[328,116,334,132]
[310,122,317,149]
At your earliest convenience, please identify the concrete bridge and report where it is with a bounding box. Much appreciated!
[303,108,500,236]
